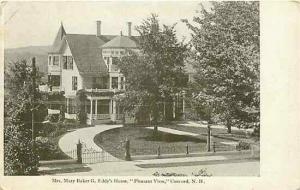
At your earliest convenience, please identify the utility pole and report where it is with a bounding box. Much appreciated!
[31,57,37,143]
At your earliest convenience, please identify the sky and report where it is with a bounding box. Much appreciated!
[3,1,206,49]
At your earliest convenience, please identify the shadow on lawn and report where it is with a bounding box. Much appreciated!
[137,132,206,143]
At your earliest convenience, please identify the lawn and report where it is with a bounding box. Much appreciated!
[94,126,225,160]
[163,123,259,144]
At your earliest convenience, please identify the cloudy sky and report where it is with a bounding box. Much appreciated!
[3,1,206,49]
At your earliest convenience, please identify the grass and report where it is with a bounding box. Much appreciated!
[94,126,216,160]
[163,123,259,144]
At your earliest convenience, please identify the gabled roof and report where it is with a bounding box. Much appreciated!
[49,23,66,53]
[97,35,117,43]
[48,23,140,76]
[64,34,108,76]
[102,35,138,49]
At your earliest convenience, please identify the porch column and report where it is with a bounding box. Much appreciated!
[66,98,69,113]
[109,77,112,89]
[95,99,98,116]
[109,99,112,115]
[112,100,116,122]
[90,99,93,121]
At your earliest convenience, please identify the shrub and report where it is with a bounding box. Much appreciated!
[4,127,39,175]
[58,106,65,122]
[46,114,59,123]
[236,140,251,151]
[35,137,67,160]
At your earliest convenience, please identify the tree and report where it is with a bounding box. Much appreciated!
[4,59,45,175]
[184,2,259,133]
[117,14,188,133]
[76,89,87,124]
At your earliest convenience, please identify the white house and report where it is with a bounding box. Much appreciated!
[47,21,139,125]
[47,21,192,125]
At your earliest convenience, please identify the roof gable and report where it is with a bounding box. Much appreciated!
[64,34,108,75]
[49,23,66,53]
[102,35,138,49]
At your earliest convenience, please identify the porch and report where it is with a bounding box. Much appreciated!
[85,97,124,125]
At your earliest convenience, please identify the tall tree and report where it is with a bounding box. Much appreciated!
[4,59,45,175]
[184,2,260,133]
[117,14,188,132]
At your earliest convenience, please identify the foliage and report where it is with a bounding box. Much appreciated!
[35,137,67,160]
[183,2,260,133]
[4,126,39,175]
[45,114,59,123]
[236,140,251,151]
[58,105,65,122]
[4,59,46,175]
[117,14,188,127]
[76,89,87,124]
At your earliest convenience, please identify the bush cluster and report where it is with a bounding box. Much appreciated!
[236,141,251,151]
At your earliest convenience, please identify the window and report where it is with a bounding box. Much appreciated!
[68,98,76,114]
[62,56,73,70]
[53,56,59,66]
[48,75,60,87]
[48,56,52,65]
[72,76,78,91]
[111,77,118,89]
[63,56,67,69]
[68,56,73,70]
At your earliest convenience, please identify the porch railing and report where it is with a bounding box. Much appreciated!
[85,88,112,93]
[87,114,111,120]
[49,86,60,92]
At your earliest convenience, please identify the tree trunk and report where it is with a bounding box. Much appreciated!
[207,123,211,152]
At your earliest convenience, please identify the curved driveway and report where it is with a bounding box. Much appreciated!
[58,124,122,160]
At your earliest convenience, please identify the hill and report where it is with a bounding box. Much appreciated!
[4,45,51,82]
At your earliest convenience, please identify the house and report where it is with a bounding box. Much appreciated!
[46,21,192,125]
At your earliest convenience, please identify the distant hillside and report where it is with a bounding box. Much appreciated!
[4,45,51,82]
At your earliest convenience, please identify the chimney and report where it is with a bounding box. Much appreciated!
[127,22,132,37]
[96,20,101,37]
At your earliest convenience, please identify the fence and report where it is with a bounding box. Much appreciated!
[60,140,246,164]
[81,148,119,164]
[131,142,237,159]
